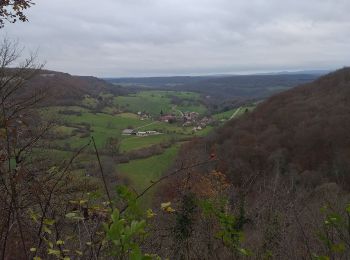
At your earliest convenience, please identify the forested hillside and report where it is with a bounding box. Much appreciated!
[107,73,321,100]
[24,70,127,105]
[1,52,348,259]
[2,0,350,259]
[215,67,350,186]
[151,68,350,259]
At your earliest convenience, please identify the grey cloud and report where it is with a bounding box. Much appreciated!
[2,0,349,76]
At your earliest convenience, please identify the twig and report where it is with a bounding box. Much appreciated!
[91,136,113,211]
[0,199,13,260]
[292,203,313,260]
[34,140,92,255]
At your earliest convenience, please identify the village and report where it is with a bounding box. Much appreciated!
[122,110,214,137]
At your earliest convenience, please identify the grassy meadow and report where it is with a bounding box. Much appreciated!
[38,90,254,205]
[114,90,207,116]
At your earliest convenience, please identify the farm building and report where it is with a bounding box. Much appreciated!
[122,129,135,135]
[146,130,158,135]
[132,130,161,137]
[160,115,176,123]
[136,131,147,136]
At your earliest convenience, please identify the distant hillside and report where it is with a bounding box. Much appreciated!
[104,75,216,88]
[105,73,322,100]
[153,68,350,258]
[24,70,126,105]
[207,67,350,257]
[180,74,321,99]
[214,68,350,185]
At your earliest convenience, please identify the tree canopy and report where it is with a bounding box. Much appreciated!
[0,0,34,28]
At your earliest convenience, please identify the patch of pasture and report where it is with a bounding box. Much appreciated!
[114,90,206,116]
[117,145,180,192]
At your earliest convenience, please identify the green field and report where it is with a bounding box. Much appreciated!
[41,107,155,149]
[213,105,256,121]
[114,90,207,116]
[117,145,180,192]
[120,126,214,152]
[41,106,202,151]
[213,108,238,120]
[41,102,229,153]
[37,91,255,208]
[120,134,171,152]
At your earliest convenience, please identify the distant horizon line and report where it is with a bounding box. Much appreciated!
[40,67,338,78]
[100,68,333,79]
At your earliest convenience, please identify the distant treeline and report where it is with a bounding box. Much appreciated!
[105,73,322,100]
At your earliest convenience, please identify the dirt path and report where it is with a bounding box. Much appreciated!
[229,107,241,120]
[134,121,159,130]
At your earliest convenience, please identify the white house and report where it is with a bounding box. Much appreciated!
[146,131,158,135]
[122,129,135,135]
[136,131,147,136]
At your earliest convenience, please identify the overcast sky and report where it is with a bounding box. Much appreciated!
[2,0,350,77]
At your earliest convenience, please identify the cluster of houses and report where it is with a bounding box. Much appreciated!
[137,111,151,120]
[160,114,177,123]
[183,112,199,121]
[191,117,214,132]
[183,113,213,130]
[160,111,200,124]
[123,109,214,136]
[122,129,161,137]
[158,111,214,132]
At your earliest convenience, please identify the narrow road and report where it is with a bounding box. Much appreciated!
[229,107,241,120]
[134,121,159,130]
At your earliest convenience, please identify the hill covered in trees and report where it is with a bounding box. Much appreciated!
[106,73,322,100]
[0,39,347,258]
[150,67,350,259]
[24,70,127,105]
[215,67,350,187]
[1,57,349,258]
[202,67,350,258]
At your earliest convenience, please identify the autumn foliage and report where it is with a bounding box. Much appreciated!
[0,0,34,27]
[215,67,350,188]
